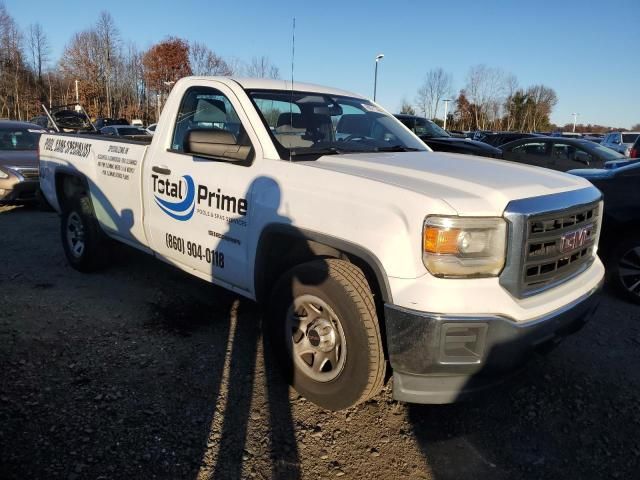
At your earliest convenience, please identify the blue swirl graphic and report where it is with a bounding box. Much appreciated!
[154,175,196,221]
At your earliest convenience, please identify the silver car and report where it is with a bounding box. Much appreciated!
[0,121,46,204]
[601,131,640,156]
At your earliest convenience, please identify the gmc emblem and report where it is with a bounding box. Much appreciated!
[560,225,593,253]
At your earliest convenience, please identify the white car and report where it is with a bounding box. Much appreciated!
[39,76,604,410]
[145,123,157,135]
[601,131,640,156]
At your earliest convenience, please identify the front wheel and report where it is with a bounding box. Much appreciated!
[611,235,640,304]
[269,259,386,410]
[60,194,109,272]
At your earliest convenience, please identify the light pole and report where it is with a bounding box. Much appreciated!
[572,112,579,133]
[75,79,79,104]
[373,53,384,102]
[442,99,452,130]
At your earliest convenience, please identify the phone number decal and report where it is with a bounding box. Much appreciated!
[165,233,225,268]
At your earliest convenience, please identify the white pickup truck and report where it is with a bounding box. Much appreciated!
[40,76,604,410]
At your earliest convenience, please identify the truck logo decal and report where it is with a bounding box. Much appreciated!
[153,175,196,221]
[151,173,249,223]
[559,224,593,253]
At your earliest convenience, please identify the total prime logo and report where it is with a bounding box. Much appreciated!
[153,174,196,220]
[152,173,248,221]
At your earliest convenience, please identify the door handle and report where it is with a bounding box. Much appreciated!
[152,165,171,175]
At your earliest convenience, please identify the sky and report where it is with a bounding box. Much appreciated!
[5,0,640,128]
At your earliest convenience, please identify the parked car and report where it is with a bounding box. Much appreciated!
[477,131,541,147]
[100,125,152,141]
[601,131,640,156]
[500,136,626,171]
[94,117,129,130]
[145,123,157,135]
[40,76,603,410]
[570,161,640,303]
[394,114,502,158]
[551,131,582,138]
[0,121,46,204]
[629,136,640,158]
[43,106,95,133]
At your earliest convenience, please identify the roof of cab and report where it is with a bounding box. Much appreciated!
[185,76,366,100]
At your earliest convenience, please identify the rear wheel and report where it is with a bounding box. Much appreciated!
[269,258,386,410]
[611,234,640,304]
[60,194,109,272]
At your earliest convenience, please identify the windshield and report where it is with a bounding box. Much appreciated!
[414,118,450,138]
[248,90,426,158]
[0,127,44,150]
[623,133,639,144]
[117,127,147,136]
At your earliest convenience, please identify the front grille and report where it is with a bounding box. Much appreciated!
[522,203,599,295]
[499,188,603,299]
[16,168,39,180]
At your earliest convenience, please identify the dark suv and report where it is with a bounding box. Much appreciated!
[570,161,640,303]
[394,114,502,158]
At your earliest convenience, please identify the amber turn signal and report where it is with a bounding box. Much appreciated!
[423,226,461,255]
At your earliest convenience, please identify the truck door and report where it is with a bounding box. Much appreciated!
[142,83,261,292]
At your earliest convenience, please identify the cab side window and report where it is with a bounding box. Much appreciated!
[171,87,250,152]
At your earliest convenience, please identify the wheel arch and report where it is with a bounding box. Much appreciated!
[254,224,393,307]
[54,169,90,212]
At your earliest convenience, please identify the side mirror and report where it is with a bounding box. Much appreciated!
[184,129,252,162]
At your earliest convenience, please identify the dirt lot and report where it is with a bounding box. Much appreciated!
[1,204,640,480]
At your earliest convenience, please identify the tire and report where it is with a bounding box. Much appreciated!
[268,258,386,410]
[610,234,640,304]
[60,194,109,272]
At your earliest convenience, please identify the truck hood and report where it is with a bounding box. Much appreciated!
[303,151,592,215]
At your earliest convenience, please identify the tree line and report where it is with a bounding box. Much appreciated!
[404,65,561,132]
[0,5,280,124]
[405,66,639,133]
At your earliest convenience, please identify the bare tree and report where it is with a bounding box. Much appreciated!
[465,65,508,130]
[503,73,519,130]
[399,98,415,115]
[189,41,233,76]
[245,56,279,79]
[415,68,452,119]
[0,4,26,118]
[27,23,48,83]
[96,11,119,117]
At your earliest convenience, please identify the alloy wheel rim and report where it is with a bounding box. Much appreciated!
[285,294,347,383]
[618,246,640,296]
[66,212,85,258]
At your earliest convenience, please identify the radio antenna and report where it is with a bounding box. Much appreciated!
[289,17,295,162]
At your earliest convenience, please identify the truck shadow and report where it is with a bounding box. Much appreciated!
[81,172,310,479]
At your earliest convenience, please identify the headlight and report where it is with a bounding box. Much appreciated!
[422,216,507,277]
[0,168,9,179]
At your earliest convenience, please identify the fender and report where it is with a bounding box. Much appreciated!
[254,223,393,304]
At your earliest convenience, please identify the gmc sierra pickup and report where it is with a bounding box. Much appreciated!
[39,76,604,410]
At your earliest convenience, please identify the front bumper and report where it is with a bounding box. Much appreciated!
[0,176,39,203]
[385,282,602,404]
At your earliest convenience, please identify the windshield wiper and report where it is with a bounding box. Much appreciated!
[376,145,422,152]
[290,147,346,158]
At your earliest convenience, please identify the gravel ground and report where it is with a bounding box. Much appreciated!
[1,204,640,480]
